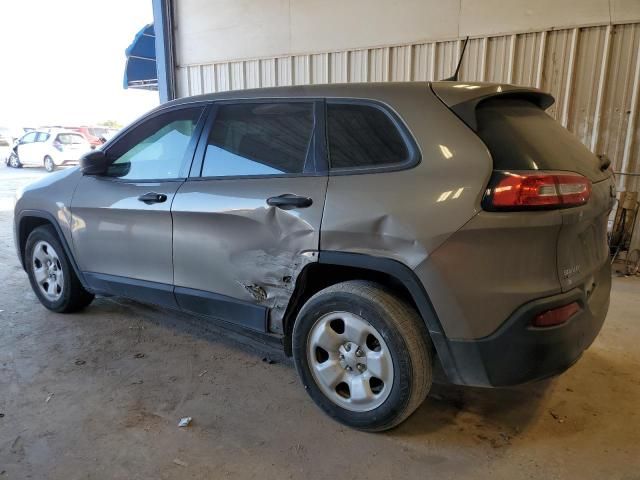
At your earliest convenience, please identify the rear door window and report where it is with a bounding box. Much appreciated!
[201,102,314,177]
[327,103,410,171]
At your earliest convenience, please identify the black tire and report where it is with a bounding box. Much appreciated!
[292,280,432,432]
[44,156,55,172]
[8,152,21,168]
[25,225,94,313]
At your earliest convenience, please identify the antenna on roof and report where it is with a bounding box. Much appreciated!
[442,36,470,81]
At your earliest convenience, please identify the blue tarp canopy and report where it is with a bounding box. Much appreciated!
[123,24,158,90]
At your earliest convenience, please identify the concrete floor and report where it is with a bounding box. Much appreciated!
[1,167,639,479]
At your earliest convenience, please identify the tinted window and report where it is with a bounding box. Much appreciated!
[476,98,606,182]
[327,103,409,170]
[56,133,85,144]
[89,127,109,137]
[106,107,203,180]
[36,132,50,142]
[201,102,313,177]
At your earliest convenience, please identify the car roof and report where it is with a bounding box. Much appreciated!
[32,129,89,139]
[162,80,544,106]
[164,82,432,107]
[37,128,86,135]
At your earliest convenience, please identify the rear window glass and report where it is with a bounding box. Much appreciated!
[476,99,604,180]
[327,103,409,170]
[89,127,109,137]
[56,133,86,144]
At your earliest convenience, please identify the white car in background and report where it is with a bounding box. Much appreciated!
[7,129,91,172]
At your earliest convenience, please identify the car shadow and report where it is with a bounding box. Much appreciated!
[87,295,633,447]
[94,295,287,360]
[392,379,553,445]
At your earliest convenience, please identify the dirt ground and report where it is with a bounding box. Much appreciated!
[1,167,639,479]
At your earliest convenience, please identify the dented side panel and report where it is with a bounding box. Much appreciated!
[171,176,327,333]
[321,85,492,271]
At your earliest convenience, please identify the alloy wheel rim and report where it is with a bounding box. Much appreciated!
[45,158,53,171]
[306,311,394,412]
[32,240,64,301]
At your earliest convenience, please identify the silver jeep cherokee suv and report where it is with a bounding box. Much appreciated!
[14,82,614,431]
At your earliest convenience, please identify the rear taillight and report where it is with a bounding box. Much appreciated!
[532,302,580,328]
[483,171,591,211]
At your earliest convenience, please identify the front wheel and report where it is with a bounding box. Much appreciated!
[25,225,94,312]
[8,152,21,168]
[292,280,432,431]
[44,156,55,172]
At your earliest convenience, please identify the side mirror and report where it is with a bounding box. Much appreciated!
[80,150,110,175]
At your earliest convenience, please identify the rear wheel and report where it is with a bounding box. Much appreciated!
[25,225,94,312]
[44,156,55,172]
[292,280,432,431]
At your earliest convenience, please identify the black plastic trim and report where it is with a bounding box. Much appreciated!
[84,272,178,309]
[175,286,268,333]
[316,251,462,384]
[82,272,269,333]
[15,209,90,291]
[446,263,611,387]
[188,103,217,177]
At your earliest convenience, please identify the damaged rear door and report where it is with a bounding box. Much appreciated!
[171,99,327,334]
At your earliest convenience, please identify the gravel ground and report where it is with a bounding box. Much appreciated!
[0,165,639,479]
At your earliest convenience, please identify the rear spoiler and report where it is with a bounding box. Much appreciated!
[430,82,554,131]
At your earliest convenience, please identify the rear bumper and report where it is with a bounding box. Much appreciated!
[444,261,611,387]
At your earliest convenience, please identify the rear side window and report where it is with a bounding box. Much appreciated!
[202,102,314,177]
[89,127,109,137]
[56,133,84,144]
[476,99,605,181]
[327,103,410,170]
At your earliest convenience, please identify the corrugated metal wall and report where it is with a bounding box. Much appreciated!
[176,21,640,192]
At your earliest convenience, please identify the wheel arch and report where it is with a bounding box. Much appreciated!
[282,251,462,383]
[16,210,89,290]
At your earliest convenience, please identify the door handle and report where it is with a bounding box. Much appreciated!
[266,194,313,210]
[138,192,167,204]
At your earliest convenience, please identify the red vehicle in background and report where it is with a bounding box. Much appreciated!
[67,126,118,148]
